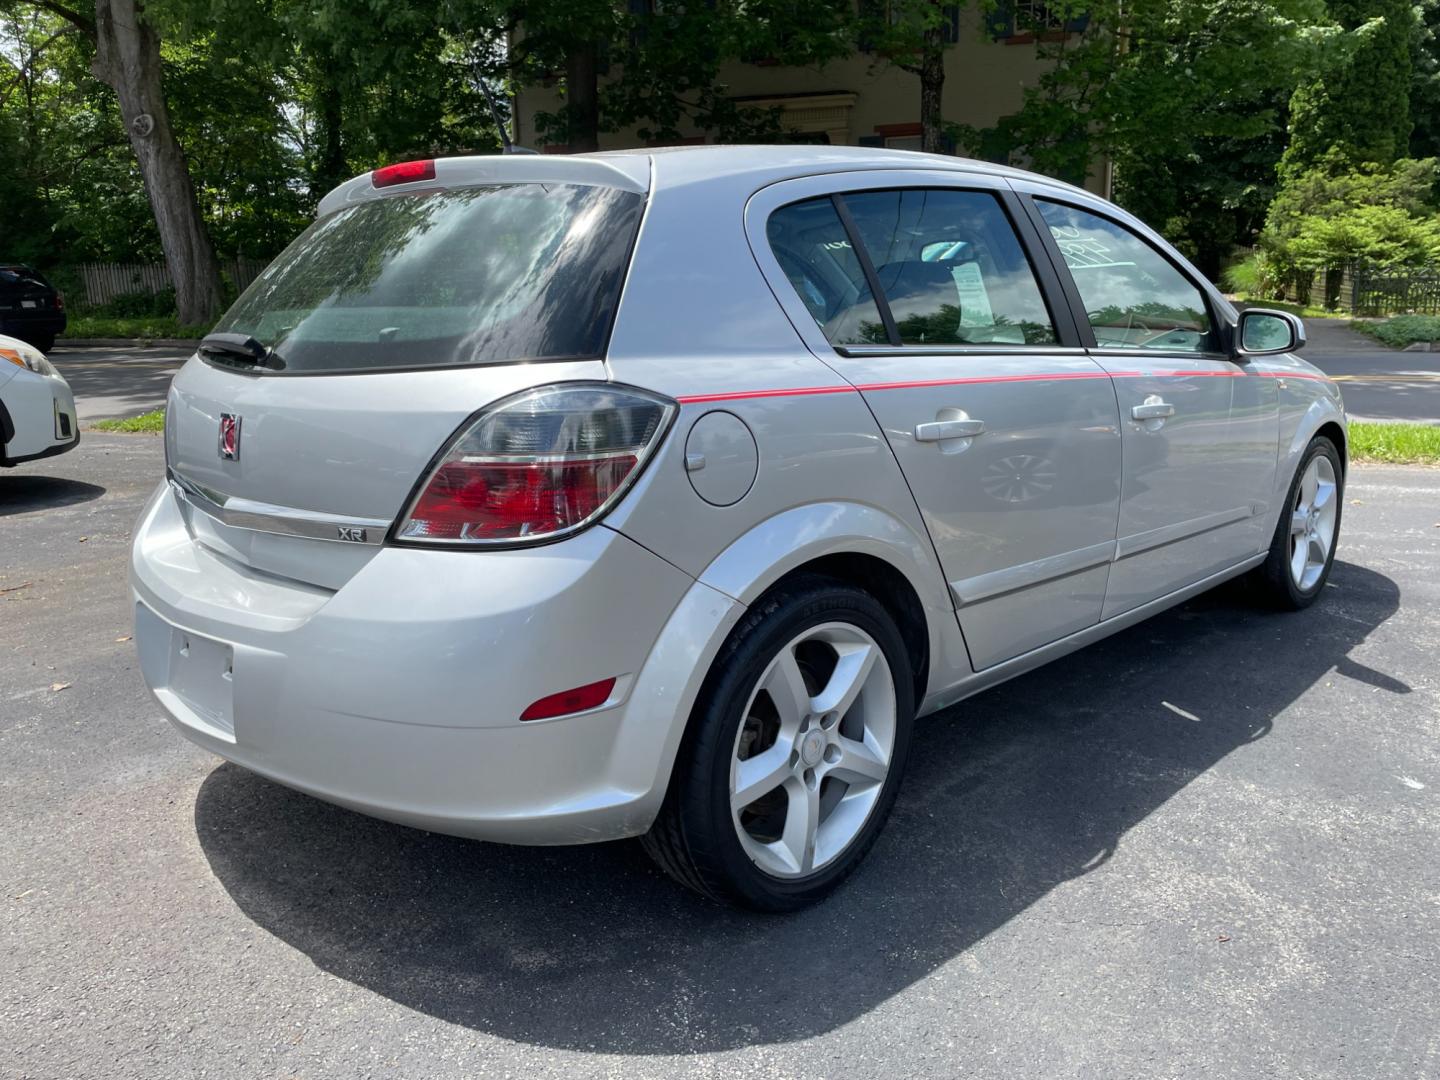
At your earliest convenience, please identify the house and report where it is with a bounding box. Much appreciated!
[511,3,1109,196]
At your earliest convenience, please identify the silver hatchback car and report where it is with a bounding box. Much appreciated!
[131,147,1345,910]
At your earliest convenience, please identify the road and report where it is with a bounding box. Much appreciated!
[2,434,1437,1079]
[44,318,1440,425]
[1296,319,1440,424]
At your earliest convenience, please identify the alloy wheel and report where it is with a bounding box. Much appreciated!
[1289,454,1338,591]
[729,622,897,878]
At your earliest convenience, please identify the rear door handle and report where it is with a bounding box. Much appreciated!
[915,418,987,442]
[1131,400,1175,420]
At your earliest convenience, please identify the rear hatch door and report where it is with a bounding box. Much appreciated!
[164,163,647,590]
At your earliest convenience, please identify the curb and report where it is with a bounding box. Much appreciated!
[57,338,199,349]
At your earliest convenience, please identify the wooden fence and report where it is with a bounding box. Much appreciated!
[75,257,268,307]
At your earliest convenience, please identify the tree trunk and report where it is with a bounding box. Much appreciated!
[314,61,347,195]
[919,20,945,154]
[91,0,223,325]
[565,43,600,152]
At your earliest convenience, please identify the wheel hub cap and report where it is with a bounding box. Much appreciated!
[800,729,826,767]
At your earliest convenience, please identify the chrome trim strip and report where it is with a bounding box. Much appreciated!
[950,540,1116,607]
[1114,504,1254,560]
[169,470,389,546]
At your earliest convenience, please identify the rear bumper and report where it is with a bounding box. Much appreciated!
[0,312,65,339]
[0,371,78,466]
[130,481,741,843]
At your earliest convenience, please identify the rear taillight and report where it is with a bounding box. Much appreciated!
[53,291,64,311]
[372,159,436,188]
[395,383,675,546]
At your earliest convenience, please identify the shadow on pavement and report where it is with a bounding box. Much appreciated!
[0,475,106,516]
[195,560,1401,1053]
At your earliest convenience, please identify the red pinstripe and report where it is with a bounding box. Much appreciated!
[673,367,1330,404]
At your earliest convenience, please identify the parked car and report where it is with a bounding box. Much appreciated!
[129,148,1345,911]
[1,333,79,466]
[0,264,66,353]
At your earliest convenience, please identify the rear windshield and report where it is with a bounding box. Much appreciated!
[211,183,644,373]
[0,266,49,289]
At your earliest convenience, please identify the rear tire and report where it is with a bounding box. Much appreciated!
[643,575,915,911]
[1256,435,1343,610]
[28,332,54,354]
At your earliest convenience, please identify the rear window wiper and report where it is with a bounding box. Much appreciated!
[198,333,287,371]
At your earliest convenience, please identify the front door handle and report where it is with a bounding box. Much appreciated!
[915,418,987,442]
[1131,400,1176,420]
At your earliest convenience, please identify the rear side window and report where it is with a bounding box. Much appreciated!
[765,198,888,345]
[843,189,1058,347]
[1036,200,1215,352]
[212,184,643,373]
[766,189,1058,348]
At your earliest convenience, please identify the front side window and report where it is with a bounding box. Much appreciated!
[843,189,1059,346]
[1036,200,1215,353]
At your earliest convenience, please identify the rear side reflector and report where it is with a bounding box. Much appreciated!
[520,678,617,721]
[372,159,436,188]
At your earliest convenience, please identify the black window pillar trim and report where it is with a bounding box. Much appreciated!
[998,186,1084,349]
[1009,185,1098,350]
[830,193,902,348]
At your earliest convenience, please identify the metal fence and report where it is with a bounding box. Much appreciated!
[1350,269,1440,317]
[74,257,268,307]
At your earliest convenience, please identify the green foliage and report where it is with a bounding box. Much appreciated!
[1222,252,1287,297]
[1282,0,1418,178]
[1352,313,1440,345]
[954,0,1334,276]
[61,315,208,339]
[82,289,178,318]
[1261,158,1440,275]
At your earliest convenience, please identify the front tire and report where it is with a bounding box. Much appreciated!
[643,575,915,911]
[1257,435,1343,609]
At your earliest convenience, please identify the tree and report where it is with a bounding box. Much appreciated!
[860,0,952,154]
[954,0,1333,276]
[1282,0,1417,178]
[1260,156,1440,302]
[2,0,227,323]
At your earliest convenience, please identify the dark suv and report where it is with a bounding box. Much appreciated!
[0,264,66,352]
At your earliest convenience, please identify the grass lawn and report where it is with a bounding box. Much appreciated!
[92,409,165,433]
[1348,421,1440,464]
[61,316,210,341]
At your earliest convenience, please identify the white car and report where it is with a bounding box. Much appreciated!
[0,334,78,467]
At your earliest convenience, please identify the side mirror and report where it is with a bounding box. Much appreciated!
[1235,308,1305,357]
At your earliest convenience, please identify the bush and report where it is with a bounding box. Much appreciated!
[80,288,178,319]
[1354,314,1440,347]
[1221,252,1283,297]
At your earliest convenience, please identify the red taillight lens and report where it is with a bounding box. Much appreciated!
[53,291,64,311]
[520,677,617,721]
[372,159,436,188]
[397,384,675,546]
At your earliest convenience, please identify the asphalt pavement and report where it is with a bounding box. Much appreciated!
[2,434,1437,1079]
